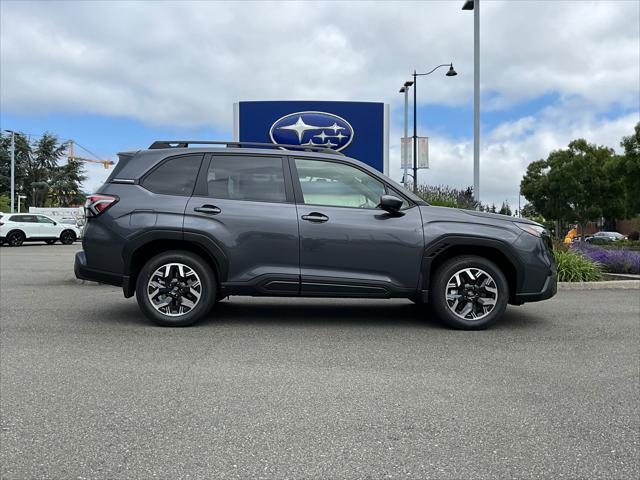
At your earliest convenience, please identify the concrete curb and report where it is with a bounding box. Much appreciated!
[559,280,640,290]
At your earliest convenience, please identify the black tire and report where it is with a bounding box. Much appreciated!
[429,255,508,330]
[45,239,57,245]
[6,231,25,247]
[135,250,216,327]
[60,230,76,245]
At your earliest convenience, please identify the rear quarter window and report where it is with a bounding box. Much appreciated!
[141,154,203,196]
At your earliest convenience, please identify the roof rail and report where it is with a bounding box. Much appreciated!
[148,140,343,155]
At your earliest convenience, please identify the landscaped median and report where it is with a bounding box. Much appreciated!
[554,241,640,289]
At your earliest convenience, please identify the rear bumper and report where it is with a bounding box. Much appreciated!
[74,250,131,292]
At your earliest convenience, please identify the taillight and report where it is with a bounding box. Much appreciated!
[85,194,118,217]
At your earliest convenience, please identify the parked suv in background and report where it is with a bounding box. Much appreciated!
[75,141,557,329]
[1,213,80,246]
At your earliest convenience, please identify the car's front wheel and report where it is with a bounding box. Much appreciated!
[135,251,216,327]
[430,255,508,330]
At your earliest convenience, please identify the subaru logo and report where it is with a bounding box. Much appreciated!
[269,111,354,151]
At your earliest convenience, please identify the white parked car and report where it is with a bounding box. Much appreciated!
[0,213,81,246]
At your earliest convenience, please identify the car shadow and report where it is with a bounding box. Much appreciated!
[209,299,438,329]
[91,297,549,331]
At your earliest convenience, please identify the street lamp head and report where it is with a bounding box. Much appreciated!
[446,64,458,77]
[462,0,474,10]
[404,80,414,87]
[399,87,406,93]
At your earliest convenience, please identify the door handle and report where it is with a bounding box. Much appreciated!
[194,205,221,215]
[301,212,329,223]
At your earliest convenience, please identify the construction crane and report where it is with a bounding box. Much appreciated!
[67,141,115,169]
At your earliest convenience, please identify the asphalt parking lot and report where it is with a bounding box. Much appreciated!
[1,244,639,479]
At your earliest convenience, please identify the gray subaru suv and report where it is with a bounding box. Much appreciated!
[75,141,557,329]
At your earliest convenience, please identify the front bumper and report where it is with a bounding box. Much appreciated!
[74,250,130,291]
[513,270,557,303]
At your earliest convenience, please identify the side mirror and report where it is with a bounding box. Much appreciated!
[379,195,403,214]
[53,222,57,226]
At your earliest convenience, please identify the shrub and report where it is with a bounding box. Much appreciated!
[571,242,640,274]
[628,231,639,241]
[415,185,480,210]
[554,249,603,282]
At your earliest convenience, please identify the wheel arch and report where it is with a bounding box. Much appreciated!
[421,236,523,304]
[122,231,228,298]
[5,229,26,241]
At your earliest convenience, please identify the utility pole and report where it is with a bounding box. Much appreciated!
[462,0,480,203]
[413,70,418,192]
[403,86,409,188]
[473,0,480,203]
[9,131,15,213]
[399,81,413,188]
[408,64,457,193]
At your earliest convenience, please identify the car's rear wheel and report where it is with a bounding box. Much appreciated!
[135,250,216,327]
[430,255,508,330]
[45,239,57,245]
[6,231,25,247]
[60,230,76,245]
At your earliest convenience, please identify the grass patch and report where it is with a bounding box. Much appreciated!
[554,249,603,282]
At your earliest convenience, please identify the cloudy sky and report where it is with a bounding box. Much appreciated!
[1,0,638,209]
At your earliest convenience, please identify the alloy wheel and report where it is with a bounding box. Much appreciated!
[445,267,498,321]
[61,231,75,244]
[147,263,202,317]
[8,232,24,246]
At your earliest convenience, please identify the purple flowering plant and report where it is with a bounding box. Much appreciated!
[571,242,640,275]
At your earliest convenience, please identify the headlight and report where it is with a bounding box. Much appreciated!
[515,222,546,237]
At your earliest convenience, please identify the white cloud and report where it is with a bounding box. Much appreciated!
[1,1,638,125]
[388,107,639,210]
[1,0,639,204]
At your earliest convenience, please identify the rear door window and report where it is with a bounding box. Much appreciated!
[10,215,37,223]
[206,155,286,203]
[142,154,203,196]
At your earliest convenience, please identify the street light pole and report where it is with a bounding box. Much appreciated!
[17,194,26,213]
[9,131,15,213]
[413,70,418,192]
[463,0,480,203]
[409,63,457,193]
[473,0,480,203]
[403,86,409,188]
[399,81,413,188]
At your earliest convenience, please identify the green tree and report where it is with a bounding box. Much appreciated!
[0,132,81,208]
[607,122,640,218]
[499,201,512,216]
[0,132,31,203]
[520,139,622,238]
[520,203,538,219]
[50,157,87,207]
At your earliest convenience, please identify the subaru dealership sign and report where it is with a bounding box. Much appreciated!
[234,101,389,174]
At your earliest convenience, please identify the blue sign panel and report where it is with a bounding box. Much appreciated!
[236,101,389,173]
